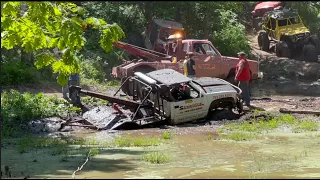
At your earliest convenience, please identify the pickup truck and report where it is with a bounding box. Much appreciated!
[112,39,263,90]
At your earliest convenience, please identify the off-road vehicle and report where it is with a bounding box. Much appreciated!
[69,69,243,130]
[258,9,320,62]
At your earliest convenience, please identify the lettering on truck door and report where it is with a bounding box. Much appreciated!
[170,84,207,124]
[192,42,220,77]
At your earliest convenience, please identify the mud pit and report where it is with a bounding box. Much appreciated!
[2,127,320,179]
[2,35,320,178]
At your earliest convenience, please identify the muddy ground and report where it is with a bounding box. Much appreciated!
[2,34,320,179]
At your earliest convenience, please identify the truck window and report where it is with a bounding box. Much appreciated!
[183,43,188,53]
[278,19,287,26]
[201,43,217,56]
[193,43,205,54]
[271,19,276,30]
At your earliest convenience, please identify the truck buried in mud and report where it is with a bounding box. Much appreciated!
[112,34,263,95]
[69,69,243,130]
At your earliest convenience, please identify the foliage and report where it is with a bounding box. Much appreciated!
[142,152,171,164]
[1,1,125,86]
[1,58,41,85]
[0,90,72,138]
[288,2,320,33]
[211,10,251,57]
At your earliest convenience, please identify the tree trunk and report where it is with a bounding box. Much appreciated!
[203,12,209,39]
[175,6,182,23]
[144,2,153,24]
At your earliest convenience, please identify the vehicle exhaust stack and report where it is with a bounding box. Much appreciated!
[134,72,157,85]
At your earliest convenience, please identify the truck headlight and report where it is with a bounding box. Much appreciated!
[258,72,264,79]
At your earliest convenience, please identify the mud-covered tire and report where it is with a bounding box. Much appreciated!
[303,44,318,62]
[236,99,243,114]
[275,41,290,58]
[258,31,270,51]
[210,109,240,121]
[226,75,237,86]
[310,35,320,55]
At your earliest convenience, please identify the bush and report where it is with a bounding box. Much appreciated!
[211,10,251,57]
[1,90,69,138]
[1,60,40,86]
[1,57,55,86]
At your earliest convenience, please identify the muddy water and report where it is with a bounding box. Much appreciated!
[2,129,320,179]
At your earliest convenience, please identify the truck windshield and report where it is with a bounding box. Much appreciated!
[201,43,217,56]
[278,17,300,26]
[193,43,218,56]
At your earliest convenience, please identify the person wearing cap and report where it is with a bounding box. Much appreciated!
[184,52,196,78]
[235,51,251,107]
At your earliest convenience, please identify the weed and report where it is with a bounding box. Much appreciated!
[224,131,256,141]
[1,90,78,138]
[142,152,170,164]
[89,148,100,156]
[162,131,173,140]
[112,136,161,147]
[292,120,319,133]
[207,134,213,140]
[221,114,310,136]
[217,128,224,134]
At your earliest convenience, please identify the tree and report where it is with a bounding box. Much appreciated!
[1,1,125,85]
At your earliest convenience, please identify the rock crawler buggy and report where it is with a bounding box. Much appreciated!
[258,9,320,62]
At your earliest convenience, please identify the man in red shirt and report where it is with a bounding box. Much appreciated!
[235,51,251,107]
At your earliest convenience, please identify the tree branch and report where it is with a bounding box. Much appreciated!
[72,150,92,179]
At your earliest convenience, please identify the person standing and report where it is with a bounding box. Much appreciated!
[184,52,196,78]
[235,51,251,107]
[62,73,80,100]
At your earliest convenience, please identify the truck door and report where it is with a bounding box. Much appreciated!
[169,83,208,124]
[192,43,221,78]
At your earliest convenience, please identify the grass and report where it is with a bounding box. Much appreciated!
[292,120,319,133]
[15,136,102,154]
[223,131,256,141]
[111,136,162,147]
[162,131,174,140]
[142,152,171,164]
[217,113,319,141]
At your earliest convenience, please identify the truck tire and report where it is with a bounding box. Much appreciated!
[310,35,320,55]
[303,44,318,62]
[226,75,236,86]
[275,41,290,58]
[258,31,269,51]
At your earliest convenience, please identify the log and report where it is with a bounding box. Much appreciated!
[279,108,320,116]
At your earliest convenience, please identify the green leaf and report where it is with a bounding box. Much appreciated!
[35,53,56,69]
[57,73,68,86]
[52,61,64,73]
[54,7,62,16]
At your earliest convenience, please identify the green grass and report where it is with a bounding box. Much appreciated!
[223,131,256,141]
[217,113,319,141]
[292,120,319,133]
[111,136,162,147]
[142,152,171,164]
[162,131,174,140]
[16,136,102,154]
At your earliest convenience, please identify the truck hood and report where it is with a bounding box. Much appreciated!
[278,24,310,36]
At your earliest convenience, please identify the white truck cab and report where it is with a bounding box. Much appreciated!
[145,69,242,125]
